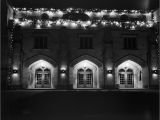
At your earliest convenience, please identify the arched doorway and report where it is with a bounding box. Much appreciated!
[28,60,54,89]
[71,60,100,89]
[116,60,143,89]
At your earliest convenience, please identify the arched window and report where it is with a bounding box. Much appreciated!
[35,68,51,88]
[77,68,93,88]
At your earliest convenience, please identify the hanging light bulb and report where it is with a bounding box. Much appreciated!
[14,18,20,24]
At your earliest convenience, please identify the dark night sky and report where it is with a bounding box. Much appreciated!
[9,0,159,10]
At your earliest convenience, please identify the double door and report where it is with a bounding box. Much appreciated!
[35,68,51,88]
[77,68,93,88]
[119,69,134,88]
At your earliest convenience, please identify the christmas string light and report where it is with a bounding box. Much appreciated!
[11,7,157,30]
[8,20,15,87]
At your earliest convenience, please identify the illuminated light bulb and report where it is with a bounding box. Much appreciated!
[86,20,91,25]
[85,11,93,17]
[56,10,64,17]
[46,11,54,17]
[63,21,69,26]
[101,21,106,26]
[70,22,77,28]
[20,22,25,26]
[36,24,41,29]
[14,18,20,24]
[109,11,116,16]
[56,20,61,26]
[81,22,87,28]
[147,22,153,27]
[96,12,103,17]
[91,24,97,27]
[131,25,135,30]
[67,8,73,12]
[115,21,120,26]
[23,8,26,10]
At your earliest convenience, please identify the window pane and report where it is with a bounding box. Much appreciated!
[127,74,133,84]
[34,36,48,49]
[119,74,125,84]
[80,36,93,49]
[124,37,137,49]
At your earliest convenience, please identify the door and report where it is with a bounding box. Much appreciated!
[77,68,93,88]
[118,68,134,88]
[35,68,51,88]
[126,69,134,88]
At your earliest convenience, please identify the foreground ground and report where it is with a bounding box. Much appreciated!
[1,90,159,120]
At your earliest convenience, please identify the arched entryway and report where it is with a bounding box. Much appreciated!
[69,55,103,89]
[72,60,99,89]
[115,60,143,89]
[28,60,54,89]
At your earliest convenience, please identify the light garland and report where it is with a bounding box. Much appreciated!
[11,7,157,30]
[8,20,15,87]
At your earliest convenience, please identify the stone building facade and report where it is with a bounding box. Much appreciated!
[6,5,159,90]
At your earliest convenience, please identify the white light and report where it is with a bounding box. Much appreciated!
[63,21,69,26]
[95,12,104,17]
[85,11,93,17]
[13,65,18,70]
[70,22,77,28]
[36,24,41,29]
[46,11,54,17]
[67,8,73,12]
[12,73,19,78]
[131,25,135,30]
[14,18,20,24]
[91,24,97,27]
[56,20,61,26]
[22,8,26,11]
[20,22,25,26]
[109,11,116,16]
[56,10,64,17]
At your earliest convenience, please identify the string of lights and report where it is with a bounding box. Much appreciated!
[8,20,15,86]
[11,7,157,30]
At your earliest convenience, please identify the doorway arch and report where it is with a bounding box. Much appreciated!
[28,60,54,89]
[116,60,143,89]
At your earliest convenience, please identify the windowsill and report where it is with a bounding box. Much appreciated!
[78,48,94,50]
[32,48,50,51]
[122,48,138,50]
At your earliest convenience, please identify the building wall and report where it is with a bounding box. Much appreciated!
[10,27,159,89]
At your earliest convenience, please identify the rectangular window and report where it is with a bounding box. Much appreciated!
[124,37,137,49]
[34,36,48,49]
[79,36,93,49]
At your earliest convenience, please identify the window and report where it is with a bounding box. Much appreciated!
[124,37,137,49]
[34,36,48,49]
[79,36,93,49]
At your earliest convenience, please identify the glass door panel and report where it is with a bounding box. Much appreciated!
[85,73,93,88]
[35,73,43,88]
[77,73,85,88]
